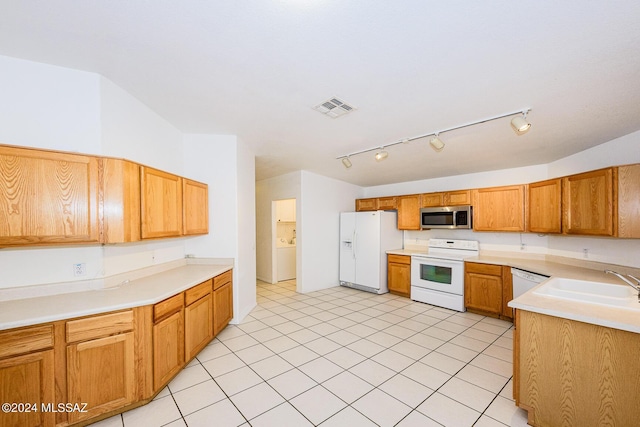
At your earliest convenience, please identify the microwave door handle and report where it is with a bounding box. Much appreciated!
[451,211,457,227]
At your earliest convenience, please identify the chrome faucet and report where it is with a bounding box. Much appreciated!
[605,270,640,302]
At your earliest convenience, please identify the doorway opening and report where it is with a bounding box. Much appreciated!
[272,199,296,285]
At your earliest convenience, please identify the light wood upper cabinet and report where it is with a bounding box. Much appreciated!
[141,166,183,239]
[528,178,562,234]
[473,185,526,232]
[0,145,100,246]
[562,168,616,236]
[377,196,397,210]
[618,164,640,238]
[397,195,421,230]
[420,192,443,208]
[420,190,470,208]
[182,179,209,235]
[355,198,378,211]
[102,158,141,243]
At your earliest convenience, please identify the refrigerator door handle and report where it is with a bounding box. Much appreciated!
[353,230,357,259]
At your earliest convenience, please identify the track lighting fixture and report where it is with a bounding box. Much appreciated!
[429,134,445,152]
[336,108,532,168]
[510,111,531,135]
[374,149,388,162]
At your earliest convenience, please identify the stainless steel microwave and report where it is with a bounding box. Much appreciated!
[420,205,473,229]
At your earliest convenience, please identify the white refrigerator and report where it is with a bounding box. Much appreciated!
[339,211,403,294]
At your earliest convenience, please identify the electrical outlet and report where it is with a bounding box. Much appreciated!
[583,248,589,258]
[520,243,527,251]
[73,263,86,277]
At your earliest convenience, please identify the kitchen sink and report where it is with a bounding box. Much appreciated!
[533,277,639,310]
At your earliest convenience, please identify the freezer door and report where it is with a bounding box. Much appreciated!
[339,212,356,283]
[354,211,381,289]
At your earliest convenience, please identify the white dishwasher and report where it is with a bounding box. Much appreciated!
[511,268,549,299]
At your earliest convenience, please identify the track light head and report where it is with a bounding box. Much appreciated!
[511,112,531,135]
[429,134,445,152]
[341,157,352,168]
[374,149,388,162]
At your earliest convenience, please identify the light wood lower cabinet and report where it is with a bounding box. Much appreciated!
[66,310,136,423]
[464,262,513,320]
[185,293,213,361]
[0,350,55,427]
[153,309,184,390]
[514,310,640,426]
[0,270,233,426]
[213,281,234,336]
[0,324,55,427]
[67,332,136,423]
[387,254,411,297]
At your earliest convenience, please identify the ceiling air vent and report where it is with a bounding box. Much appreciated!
[313,97,356,118]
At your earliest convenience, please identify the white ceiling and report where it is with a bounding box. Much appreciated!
[1,1,640,186]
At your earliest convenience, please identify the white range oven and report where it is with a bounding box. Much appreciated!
[410,239,479,312]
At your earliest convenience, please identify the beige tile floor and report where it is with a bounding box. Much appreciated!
[93,280,529,427]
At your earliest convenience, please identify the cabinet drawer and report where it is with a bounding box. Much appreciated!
[67,310,134,343]
[388,254,411,265]
[154,293,184,322]
[0,324,54,358]
[465,262,502,276]
[213,270,232,290]
[185,279,212,306]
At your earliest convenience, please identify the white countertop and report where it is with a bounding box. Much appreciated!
[387,248,640,333]
[0,263,232,331]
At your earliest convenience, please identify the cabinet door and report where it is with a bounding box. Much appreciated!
[562,168,615,236]
[420,192,443,208]
[213,281,233,336]
[444,190,471,206]
[102,159,141,243]
[377,196,397,210]
[387,255,411,297]
[0,146,100,246]
[528,179,562,234]
[67,333,135,423]
[397,195,421,230]
[141,166,183,239]
[464,263,503,316]
[355,198,378,211]
[464,272,503,315]
[0,350,55,427]
[473,185,526,231]
[617,164,640,238]
[182,179,209,235]
[153,311,184,389]
[185,294,213,361]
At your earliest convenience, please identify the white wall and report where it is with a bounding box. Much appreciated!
[183,134,257,323]
[255,172,302,283]
[100,77,184,175]
[0,56,105,288]
[299,171,361,293]
[0,55,101,153]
